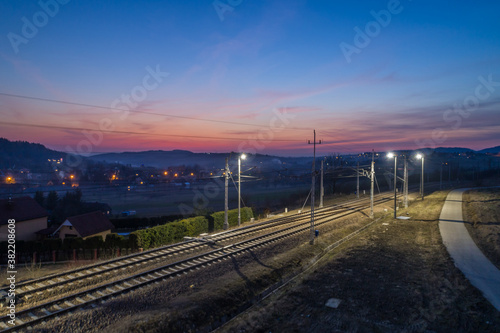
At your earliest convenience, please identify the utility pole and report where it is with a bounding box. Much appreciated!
[421,156,424,200]
[440,162,443,190]
[448,162,451,184]
[387,153,397,219]
[224,158,229,230]
[356,161,360,199]
[308,130,321,245]
[238,154,246,227]
[404,155,408,208]
[319,159,324,208]
[370,150,374,218]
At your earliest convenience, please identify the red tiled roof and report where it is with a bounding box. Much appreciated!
[0,196,48,225]
[66,211,114,238]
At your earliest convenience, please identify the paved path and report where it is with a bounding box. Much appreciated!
[439,188,500,311]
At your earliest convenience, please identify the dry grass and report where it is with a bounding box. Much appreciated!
[463,188,500,269]
[221,190,500,333]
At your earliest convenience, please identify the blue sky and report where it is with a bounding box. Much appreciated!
[0,0,499,156]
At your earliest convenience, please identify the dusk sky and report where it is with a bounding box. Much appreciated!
[0,0,499,156]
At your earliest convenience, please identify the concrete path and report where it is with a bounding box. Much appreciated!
[439,188,500,311]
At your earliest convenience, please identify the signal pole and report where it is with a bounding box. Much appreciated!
[421,156,424,200]
[319,159,324,208]
[308,130,321,245]
[440,162,443,190]
[356,161,360,199]
[224,158,229,230]
[370,150,374,219]
[404,155,408,208]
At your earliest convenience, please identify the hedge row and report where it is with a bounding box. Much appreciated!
[0,233,127,253]
[110,214,187,229]
[129,207,253,250]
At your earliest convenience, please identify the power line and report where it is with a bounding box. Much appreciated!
[0,92,311,131]
[0,121,304,142]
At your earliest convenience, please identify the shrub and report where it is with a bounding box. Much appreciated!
[84,235,104,249]
[127,207,253,250]
[104,233,125,249]
[128,232,141,249]
[63,237,84,250]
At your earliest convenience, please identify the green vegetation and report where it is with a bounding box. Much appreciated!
[0,207,253,259]
[129,207,253,250]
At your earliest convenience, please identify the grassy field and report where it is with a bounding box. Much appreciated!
[16,188,500,332]
[213,190,500,332]
[82,183,312,217]
[463,188,500,270]
[65,189,499,332]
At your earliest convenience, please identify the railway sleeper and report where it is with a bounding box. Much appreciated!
[75,297,86,304]
[64,300,75,307]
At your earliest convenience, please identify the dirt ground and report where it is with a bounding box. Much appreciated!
[35,190,500,332]
[219,191,500,333]
[463,189,500,270]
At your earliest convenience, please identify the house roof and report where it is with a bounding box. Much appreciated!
[62,211,115,238]
[0,196,48,225]
[35,225,58,235]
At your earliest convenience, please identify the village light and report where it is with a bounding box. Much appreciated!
[238,153,247,226]
[387,152,397,219]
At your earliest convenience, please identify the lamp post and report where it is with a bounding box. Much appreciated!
[224,158,229,230]
[387,153,397,219]
[416,154,424,200]
[238,153,246,226]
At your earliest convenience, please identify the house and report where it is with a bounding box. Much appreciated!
[54,211,115,240]
[0,196,48,241]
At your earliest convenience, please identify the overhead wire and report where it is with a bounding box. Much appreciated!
[0,121,304,142]
[0,92,311,131]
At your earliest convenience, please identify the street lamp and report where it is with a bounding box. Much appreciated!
[238,153,246,226]
[387,152,397,219]
[416,154,424,200]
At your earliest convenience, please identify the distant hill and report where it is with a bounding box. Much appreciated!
[89,150,311,170]
[478,146,500,154]
[0,138,67,171]
[89,150,226,169]
[434,147,475,153]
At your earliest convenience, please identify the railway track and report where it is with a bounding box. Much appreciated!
[1,193,390,306]
[0,192,396,331]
